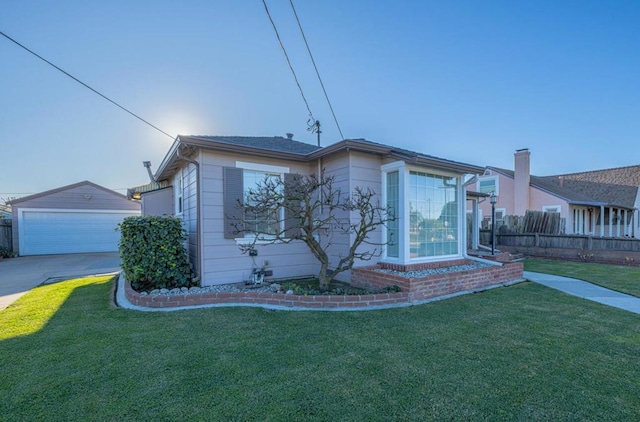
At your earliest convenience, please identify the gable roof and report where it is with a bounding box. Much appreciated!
[481,165,640,210]
[8,180,130,205]
[539,165,640,209]
[154,135,484,182]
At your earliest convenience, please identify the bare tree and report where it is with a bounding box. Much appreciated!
[234,171,393,289]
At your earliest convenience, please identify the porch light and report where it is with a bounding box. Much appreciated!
[490,192,498,255]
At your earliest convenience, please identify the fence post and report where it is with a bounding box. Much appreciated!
[534,233,539,247]
[587,236,593,250]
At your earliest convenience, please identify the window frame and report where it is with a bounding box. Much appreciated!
[175,170,183,215]
[235,161,290,245]
[381,161,464,264]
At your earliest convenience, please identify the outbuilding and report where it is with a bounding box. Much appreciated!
[10,181,140,256]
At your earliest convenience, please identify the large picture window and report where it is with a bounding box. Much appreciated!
[409,171,458,258]
[382,162,463,262]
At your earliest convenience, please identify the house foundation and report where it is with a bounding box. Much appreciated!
[351,259,524,302]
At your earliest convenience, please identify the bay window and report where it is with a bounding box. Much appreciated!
[383,162,462,263]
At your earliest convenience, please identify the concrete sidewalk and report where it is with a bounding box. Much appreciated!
[0,253,122,311]
[525,271,640,315]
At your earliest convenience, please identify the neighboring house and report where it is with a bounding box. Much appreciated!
[9,181,141,255]
[468,149,640,238]
[140,134,485,286]
[0,204,11,219]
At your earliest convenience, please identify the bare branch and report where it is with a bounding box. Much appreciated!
[235,169,392,289]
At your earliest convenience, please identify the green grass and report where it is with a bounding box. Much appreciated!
[1,275,639,421]
[524,258,640,298]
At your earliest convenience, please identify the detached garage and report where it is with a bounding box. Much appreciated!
[10,181,141,256]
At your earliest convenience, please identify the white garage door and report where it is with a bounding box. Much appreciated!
[19,210,140,255]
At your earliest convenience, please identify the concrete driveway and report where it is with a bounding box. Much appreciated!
[0,252,122,311]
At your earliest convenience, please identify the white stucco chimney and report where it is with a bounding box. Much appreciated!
[514,148,530,215]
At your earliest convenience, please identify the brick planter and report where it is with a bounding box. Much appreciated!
[123,259,524,310]
[351,260,524,302]
[124,278,408,310]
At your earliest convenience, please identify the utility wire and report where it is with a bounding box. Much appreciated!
[289,0,344,140]
[261,0,316,124]
[0,30,175,140]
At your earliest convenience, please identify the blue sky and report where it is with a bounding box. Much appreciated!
[1,1,638,199]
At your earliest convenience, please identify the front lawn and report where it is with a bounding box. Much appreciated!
[524,258,640,298]
[1,275,639,420]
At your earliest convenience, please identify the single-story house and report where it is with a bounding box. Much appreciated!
[469,149,640,237]
[9,181,141,255]
[136,134,514,288]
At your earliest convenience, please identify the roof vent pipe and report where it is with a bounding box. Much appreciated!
[143,161,160,189]
[286,133,294,140]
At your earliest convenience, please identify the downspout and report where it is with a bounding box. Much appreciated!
[176,146,201,283]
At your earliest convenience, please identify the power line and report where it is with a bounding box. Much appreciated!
[289,0,345,140]
[0,30,175,140]
[261,0,316,124]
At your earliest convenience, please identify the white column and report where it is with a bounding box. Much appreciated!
[600,206,605,237]
[609,208,613,237]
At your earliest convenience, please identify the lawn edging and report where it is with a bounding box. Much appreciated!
[120,274,409,311]
[117,269,526,312]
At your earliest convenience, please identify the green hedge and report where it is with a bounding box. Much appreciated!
[118,216,195,291]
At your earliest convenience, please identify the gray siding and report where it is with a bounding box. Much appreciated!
[320,152,352,281]
[199,151,319,286]
[171,162,199,273]
[321,151,384,283]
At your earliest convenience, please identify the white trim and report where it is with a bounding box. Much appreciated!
[407,164,461,179]
[381,163,465,265]
[175,170,184,216]
[236,161,289,240]
[235,161,290,174]
[381,160,405,172]
[381,162,406,261]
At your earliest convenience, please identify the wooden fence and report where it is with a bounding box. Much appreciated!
[500,211,565,235]
[498,233,640,253]
[0,218,12,251]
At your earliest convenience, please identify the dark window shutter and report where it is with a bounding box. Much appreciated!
[284,173,302,238]
[224,167,243,239]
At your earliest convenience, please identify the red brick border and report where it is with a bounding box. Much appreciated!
[123,260,524,310]
[352,260,524,302]
[124,279,409,310]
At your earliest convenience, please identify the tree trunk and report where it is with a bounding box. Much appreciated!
[318,260,330,290]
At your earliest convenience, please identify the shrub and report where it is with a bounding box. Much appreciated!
[118,216,194,291]
[0,246,13,258]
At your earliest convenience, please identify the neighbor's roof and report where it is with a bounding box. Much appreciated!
[485,164,640,210]
[8,180,130,205]
[539,165,640,209]
[154,135,484,182]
